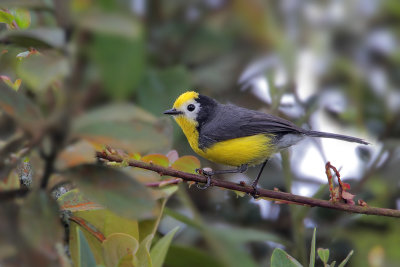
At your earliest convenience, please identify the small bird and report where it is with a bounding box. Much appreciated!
[164,91,368,194]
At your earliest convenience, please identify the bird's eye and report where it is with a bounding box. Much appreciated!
[187,104,195,112]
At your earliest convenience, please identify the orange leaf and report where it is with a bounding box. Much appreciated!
[171,156,200,174]
[141,154,169,167]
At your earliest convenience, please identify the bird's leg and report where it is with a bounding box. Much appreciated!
[196,164,248,189]
[251,160,269,198]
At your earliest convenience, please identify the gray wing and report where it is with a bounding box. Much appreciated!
[198,104,304,148]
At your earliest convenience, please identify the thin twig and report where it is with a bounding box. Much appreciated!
[96,151,400,218]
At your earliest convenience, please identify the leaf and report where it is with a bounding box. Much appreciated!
[170,156,200,174]
[0,0,49,9]
[138,66,191,116]
[88,33,145,100]
[73,103,172,154]
[70,217,104,265]
[0,75,21,90]
[103,211,140,240]
[57,189,104,212]
[12,8,31,29]
[309,228,316,267]
[271,248,304,267]
[77,227,97,267]
[163,207,202,229]
[17,52,69,92]
[0,10,14,25]
[165,245,224,267]
[78,12,142,39]
[210,225,288,246]
[133,234,153,267]
[338,250,353,267]
[141,154,170,168]
[317,248,329,264]
[138,198,168,242]
[166,150,179,164]
[0,27,66,48]
[64,164,156,220]
[57,140,97,170]
[0,82,43,132]
[19,191,63,255]
[150,226,179,267]
[72,209,140,241]
[102,233,138,267]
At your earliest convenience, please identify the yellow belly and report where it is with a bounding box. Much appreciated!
[193,134,276,167]
[174,116,275,167]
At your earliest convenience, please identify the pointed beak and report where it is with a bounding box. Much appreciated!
[163,108,183,115]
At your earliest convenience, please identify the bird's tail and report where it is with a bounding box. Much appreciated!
[306,130,369,145]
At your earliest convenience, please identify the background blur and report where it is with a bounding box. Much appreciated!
[1,0,400,266]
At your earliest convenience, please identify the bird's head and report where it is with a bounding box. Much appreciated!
[164,91,217,130]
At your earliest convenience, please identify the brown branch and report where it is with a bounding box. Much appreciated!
[96,152,400,218]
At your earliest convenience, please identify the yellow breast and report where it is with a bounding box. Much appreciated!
[175,116,275,167]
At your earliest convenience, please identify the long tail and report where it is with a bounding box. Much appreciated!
[306,130,369,145]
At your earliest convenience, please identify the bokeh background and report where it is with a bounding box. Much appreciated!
[1,0,400,266]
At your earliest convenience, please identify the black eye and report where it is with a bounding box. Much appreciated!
[187,104,195,112]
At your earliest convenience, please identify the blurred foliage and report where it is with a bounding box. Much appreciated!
[0,0,400,267]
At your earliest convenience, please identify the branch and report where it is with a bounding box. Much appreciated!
[96,152,400,218]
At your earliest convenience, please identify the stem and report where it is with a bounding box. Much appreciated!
[96,152,400,219]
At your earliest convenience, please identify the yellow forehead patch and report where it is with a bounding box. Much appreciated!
[173,91,199,108]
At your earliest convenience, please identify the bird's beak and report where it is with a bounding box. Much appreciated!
[163,108,183,115]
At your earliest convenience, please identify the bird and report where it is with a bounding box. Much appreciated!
[164,91,368,195]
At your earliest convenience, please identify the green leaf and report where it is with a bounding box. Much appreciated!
[103,210,140,240]
[70,209,140,252]
[102,233,138,267]
[210,225,288,246]
[65,164,156,220]
[77,227,97,267]
[57,189,104,212]
[0,82,43,132]
[19,190,63,249]
[150,226,179,267]
[142,154,170,168]
[0,75,21,90]
[338,250,353,267]
[0,0,49,9]
[17,52,69,92]
[12,8,31,29]
[330,261,336,267]
[0,10,14,25]
[0,27,66,48]
[78,12,142,39]
[73,103,172,154]
[133,234,153,267]
[317,248,329,264]
[163,207,202,229]
[138,198,168,242]
[165,245,224,267]
[138,66,191,116]
[271,248,303,267]
[70,216,104,265]
[309,228,316,267]
[88,33,145,100]
[170,156,200,174]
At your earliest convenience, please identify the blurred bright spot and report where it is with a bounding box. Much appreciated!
[250,199,280,220]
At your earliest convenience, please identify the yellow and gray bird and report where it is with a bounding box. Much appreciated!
[164,91,368,193]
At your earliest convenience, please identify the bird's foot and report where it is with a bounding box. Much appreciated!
[196,168,213,189]
[196,168,214,176]
[197,174,211,189]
